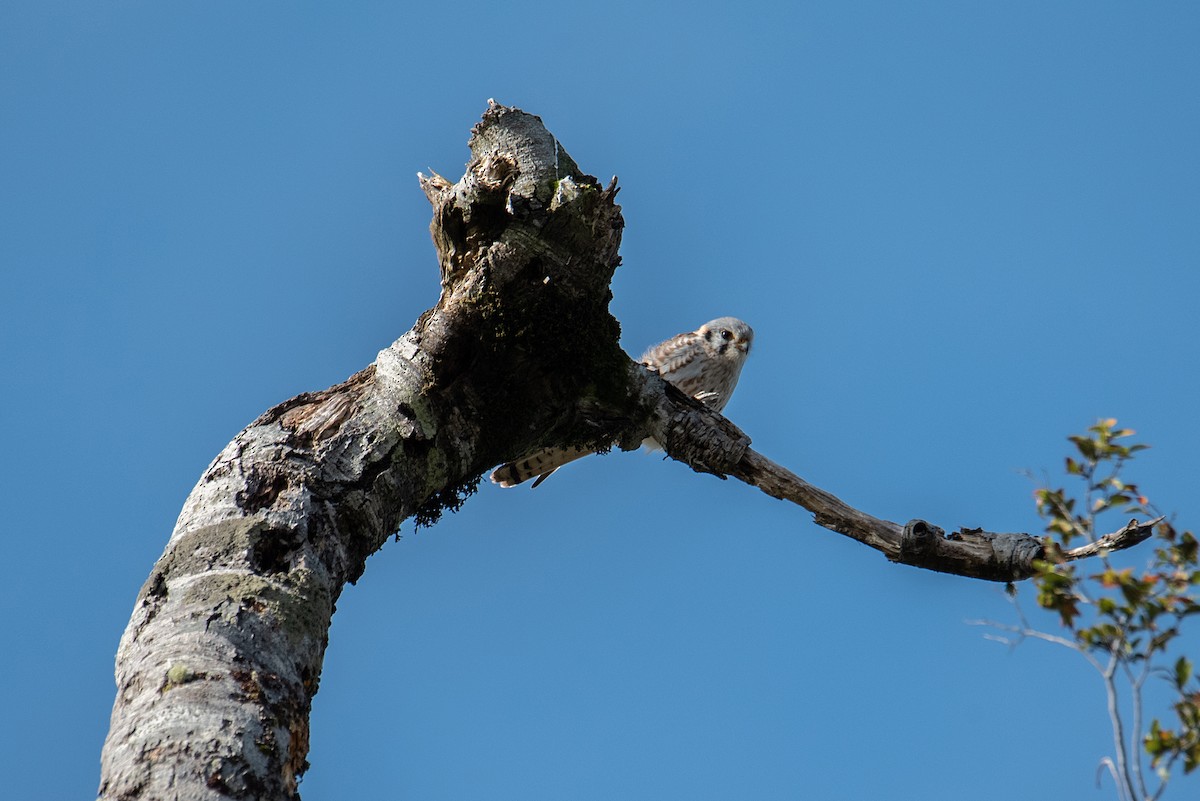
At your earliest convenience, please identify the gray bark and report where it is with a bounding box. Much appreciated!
[99,101,1156,800]
[99,102,630,801]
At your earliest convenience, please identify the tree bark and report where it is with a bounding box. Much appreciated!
[99,101,630,801]
[99,101,1155,800]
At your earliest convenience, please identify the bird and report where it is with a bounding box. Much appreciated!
[490,317,754,488]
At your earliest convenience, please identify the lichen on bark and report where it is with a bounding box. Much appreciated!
[100,101,636,801]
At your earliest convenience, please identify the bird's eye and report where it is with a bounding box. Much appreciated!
[720,329,733,341]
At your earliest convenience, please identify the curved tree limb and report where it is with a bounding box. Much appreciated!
[100,101,631,801]
[99,101,1156,801]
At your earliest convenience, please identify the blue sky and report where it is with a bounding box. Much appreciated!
[2,2,1198,799]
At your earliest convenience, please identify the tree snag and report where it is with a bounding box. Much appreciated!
[98,100,1154,800]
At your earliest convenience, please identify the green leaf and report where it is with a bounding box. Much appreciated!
[1069,435,1098,461]
[1145,719,1165,757]
[1177,657,1194,690]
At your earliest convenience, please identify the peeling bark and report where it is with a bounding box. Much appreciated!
[99,101,1156,800]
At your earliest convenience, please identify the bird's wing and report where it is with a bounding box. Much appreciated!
[641,331,702,377]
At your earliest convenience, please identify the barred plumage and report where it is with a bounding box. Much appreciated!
[490,317,754,488]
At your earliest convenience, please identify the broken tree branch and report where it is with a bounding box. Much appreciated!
[99,100,629,801]
[623,369,1156,583]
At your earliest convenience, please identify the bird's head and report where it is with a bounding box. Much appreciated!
[700,317,754,360]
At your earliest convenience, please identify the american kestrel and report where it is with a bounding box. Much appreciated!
[490,317,754,487]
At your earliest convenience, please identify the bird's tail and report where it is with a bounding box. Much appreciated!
[490,445,595,488]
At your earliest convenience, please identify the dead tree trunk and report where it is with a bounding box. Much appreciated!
[99,101,1155,801]
[98,102,631,801]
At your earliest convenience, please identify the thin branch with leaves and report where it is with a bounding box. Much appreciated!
[977,419,1200,799]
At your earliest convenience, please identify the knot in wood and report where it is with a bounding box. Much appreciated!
[469,151,519,196]
[987,533,1045,579]
[900,519,943,561]
[947,527,1047,581]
